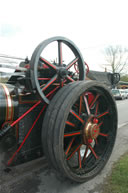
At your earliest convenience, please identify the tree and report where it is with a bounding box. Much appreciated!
[103,45,128,73]
[120,75,128,82]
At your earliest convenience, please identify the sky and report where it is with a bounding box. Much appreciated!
[0,0,128,72]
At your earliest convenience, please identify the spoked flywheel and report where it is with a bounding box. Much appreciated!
[42,81,117,182]
[30,36,85,104]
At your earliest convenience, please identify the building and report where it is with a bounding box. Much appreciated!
[86,70,119,89]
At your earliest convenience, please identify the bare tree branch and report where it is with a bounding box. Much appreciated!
[103,45,128,73]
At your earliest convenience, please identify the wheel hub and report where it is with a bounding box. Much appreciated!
[58,68,68,79]
[83,117,100,144]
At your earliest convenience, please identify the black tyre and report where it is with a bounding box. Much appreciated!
[42,81,83,170]
[42,80,117,182]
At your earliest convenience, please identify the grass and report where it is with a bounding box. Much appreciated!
[103,152,128,193]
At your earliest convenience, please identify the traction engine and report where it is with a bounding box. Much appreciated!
[0,37,118,182]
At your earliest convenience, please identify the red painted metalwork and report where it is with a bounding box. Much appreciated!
[95,138,98,145]
[93,118,98,124]
[42,75,58,91]
[74,63,79,74]
[10,101,41,128]
[38,78,51,80]
[95,102,99,116]
[65,137,75,155]
[64,131,81,137]
[66,57,79,70]
[99,133,108,137]
[67,144,82,160]
[70,109,84,124]
[79,96,82,115]
[97,111,109,118]
[8,105,46,166]
[66,121,75,127]
[88,139,93,144]
[83,146,89,162]
[84,61,89,76]
[98,122,103,127]
[74,61,89,77]
[67,75,75,82]
[24,64,30,69]
[7,86,58,135]
[7,85,59,165]
[89,145,99,159]
[46,86,59,97]
[89,94,100,109]
[40,57,57,70]
[78,149,82,168]
[63,89,112,170]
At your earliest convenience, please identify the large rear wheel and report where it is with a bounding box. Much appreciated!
[42,81,117,182]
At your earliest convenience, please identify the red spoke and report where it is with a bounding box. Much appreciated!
[99,133,109,137]
[58,41,63,66]
[40,57,57,70]
[64,131,81,138]
[78,149,82,168]
[66,57,79,70]
[46,86,59,98]
[95,102,99,116]
[67,144,82,160]
[79,96,82,115]
[97,110,109,118]
[70,109,84,124]
[60,80,64,87]
[59,79,67,88]
[66,75,75,82]
[89,145,99,159]
[65,137,75,155]
[89,94,100,109]
[74,63,79,74]
[38,78,51,80]
[82,146,89,162]
[85,61,89,76]
[84,95,91,115]
[66,121,75,127]
[98,121,103,127]
[42,74,58,91]
[95,138,98,145]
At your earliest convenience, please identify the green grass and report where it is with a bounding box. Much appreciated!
[103,153,128,193]
[0,77,9,83]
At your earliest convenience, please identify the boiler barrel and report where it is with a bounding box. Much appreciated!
[0,83,18,123]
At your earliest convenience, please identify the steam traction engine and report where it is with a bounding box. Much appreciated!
[0,37,117,182]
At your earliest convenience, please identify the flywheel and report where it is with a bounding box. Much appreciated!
[30,36,85,104]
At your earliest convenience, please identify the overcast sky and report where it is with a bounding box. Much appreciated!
[0,0,128,72]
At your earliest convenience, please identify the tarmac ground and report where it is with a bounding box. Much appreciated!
[0,123,128,193]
